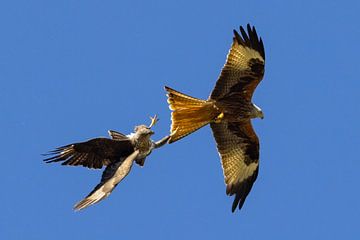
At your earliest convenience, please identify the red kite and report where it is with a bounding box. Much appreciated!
[165,24,265,212]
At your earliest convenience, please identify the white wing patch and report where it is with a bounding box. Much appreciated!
[218,140,258,184]
[226,41,264,72]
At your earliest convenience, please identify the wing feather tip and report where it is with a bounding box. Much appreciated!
[232,24,265,60]
[231,194,241,212]
[73,198,94,211]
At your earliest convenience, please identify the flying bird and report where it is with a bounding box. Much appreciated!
[165,24,265,212]
[44,115,170,211]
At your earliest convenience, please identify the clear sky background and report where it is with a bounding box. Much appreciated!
[1,0,359,239]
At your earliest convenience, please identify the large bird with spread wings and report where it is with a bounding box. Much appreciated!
[165,24,265,212]
[44,116,170,211]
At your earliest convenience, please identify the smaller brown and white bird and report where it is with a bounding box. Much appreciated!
[43,115,170,211]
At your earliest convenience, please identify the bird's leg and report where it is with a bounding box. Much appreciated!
[214,112,224,123]
[154,135,171,149]
[154,128,178,149]
[148,114,159,128]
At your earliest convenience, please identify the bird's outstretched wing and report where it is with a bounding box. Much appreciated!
[74,150,140,211]
[209,24,265,101]
[44,138,134,169]
[210,121,259,212]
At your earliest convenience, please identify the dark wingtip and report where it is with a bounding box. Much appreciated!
[247,23,252,35]
[231,203,237,213]
[42,144,74,164]
[230,194,246,212]
[233,24,265,60]
[238,198,246,210]
[231,193,241,212]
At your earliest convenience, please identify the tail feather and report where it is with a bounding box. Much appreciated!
[165,86,219,143]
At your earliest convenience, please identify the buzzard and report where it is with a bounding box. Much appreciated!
[44,116,170,211]
[165,24,265,212]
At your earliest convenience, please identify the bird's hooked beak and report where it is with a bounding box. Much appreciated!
[253,103,264,120]
[259,111,264,120]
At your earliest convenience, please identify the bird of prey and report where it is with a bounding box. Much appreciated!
[165,24,265,212]
[44,115,170,211]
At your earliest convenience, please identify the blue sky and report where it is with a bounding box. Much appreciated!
[1,0,359,239]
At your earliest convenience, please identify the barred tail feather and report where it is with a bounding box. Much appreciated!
[165,86,219,143]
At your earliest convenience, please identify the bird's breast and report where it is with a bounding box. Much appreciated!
[134,138,153,157]
[216,99,253,121]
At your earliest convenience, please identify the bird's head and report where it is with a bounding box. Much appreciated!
[133,115,159,136]
[252,103,264,119]
[134,125,154,136]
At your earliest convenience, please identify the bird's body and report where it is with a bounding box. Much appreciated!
[44,116,170,211]
[165,24,265,212]
[128,126,156,162]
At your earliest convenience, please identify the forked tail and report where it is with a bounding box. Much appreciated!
[165,86,219,143]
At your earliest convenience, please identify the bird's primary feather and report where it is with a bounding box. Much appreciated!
[43,138,134,169]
